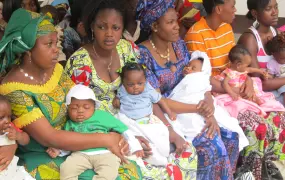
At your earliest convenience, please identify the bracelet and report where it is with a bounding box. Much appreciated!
[165,123,172,128]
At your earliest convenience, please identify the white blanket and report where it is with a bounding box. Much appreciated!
[116,113,170,167]
[168,51,249,151]
[0,135,35,180]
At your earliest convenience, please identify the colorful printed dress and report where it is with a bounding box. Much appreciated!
[215,71,285,179]
[0,64,142,180]
[139,39,239,180]
[65,39,138,115]
[65,39,198,180]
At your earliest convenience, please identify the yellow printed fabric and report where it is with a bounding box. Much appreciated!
[65,39,139,115]
[185,17,235,76]
[0,63,76,179]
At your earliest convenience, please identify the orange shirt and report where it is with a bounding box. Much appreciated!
[184,17,235,75]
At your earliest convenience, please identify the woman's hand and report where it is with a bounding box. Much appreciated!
[169,128,187,156]
[201,117,220,139]
[136,136,152,158]
[0,144,17,171]
[107,132,129,164]
[197,93,215,118]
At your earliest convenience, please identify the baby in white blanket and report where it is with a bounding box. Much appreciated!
[168,51,249,151]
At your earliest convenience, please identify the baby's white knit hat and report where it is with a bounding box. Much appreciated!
[66,84,100,109]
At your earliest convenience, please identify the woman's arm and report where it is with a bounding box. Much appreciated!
[210,77,226,93]
[164,98,198,114]
[238,32,285,90]
[23,117,129,162]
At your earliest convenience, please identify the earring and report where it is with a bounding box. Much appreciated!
[153,29,158,33]
[91,30,94,40]
[253,20,259,28]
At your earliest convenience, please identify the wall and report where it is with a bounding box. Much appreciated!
[235,0,285,18]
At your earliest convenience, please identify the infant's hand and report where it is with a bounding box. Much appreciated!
[261,69,270,79]
[168,112,177,121]
[5,126,18,141]
[229,92,239,101]
[0,120,9,135]
[46,147,60,159]
[112,97,120,109]
[135,150,145,158]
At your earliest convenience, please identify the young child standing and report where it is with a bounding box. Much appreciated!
[47,85,143,180]
[114,62,176,166]
[169,51,249,151]
[0,95,32,180]
[266,32,285,104]
[214,45,285,118]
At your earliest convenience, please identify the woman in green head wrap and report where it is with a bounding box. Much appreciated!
[0,9,139,180]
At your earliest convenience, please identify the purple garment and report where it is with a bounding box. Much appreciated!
[138,39,191,97]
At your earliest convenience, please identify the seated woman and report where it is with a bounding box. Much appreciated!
[186,0,285,179]
[65,0,198,179]
[0,9,138,180]
[238,0,285,104]
[136,0,239,179]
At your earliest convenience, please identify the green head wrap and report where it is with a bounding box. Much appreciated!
[0,9,56,73]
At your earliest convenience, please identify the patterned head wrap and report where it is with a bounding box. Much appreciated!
[136,0,175,32]
[0,9,56,73]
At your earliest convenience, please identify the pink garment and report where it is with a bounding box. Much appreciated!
[279,25,285,32]
[215,69,285,118]
[249,26,277,69]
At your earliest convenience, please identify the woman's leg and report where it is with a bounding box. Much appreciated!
[237,110,285,180]
[192,131,234,180]
[219,127,240,172]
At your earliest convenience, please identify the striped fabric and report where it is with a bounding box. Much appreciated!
[184,17,235,75]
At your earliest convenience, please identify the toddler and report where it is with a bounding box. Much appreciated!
[219,45,269,104]
[47,85,143,180]
[169,51,249,151]
[266,32,285,104]
[0,95,32,180]
[214,45,285,118]
[114,62,175,166]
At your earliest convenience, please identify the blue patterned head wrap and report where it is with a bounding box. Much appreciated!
[136,0,175,32]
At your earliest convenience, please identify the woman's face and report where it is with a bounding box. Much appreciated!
[256,0,278,27]
[21,0,37,12]
[92,9,123,51]
[218,0,236,24]
[155,8,180,42]
[30,32,59,69]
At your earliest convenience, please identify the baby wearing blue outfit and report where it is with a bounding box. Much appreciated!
[113,63,175,166]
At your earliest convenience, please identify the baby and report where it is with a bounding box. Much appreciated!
[113,62,175,166]
[0,95,31,180]
[169,51,249,151]
[47,85,143,180]
[266,32,285,104]
[214,45,285,118]
[218,45,269,104]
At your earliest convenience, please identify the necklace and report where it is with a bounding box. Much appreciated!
[149,38,173,68]
[92,44,113,72]
[19,66,47,84]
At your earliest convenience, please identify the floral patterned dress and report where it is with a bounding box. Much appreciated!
[65,39,138,115]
